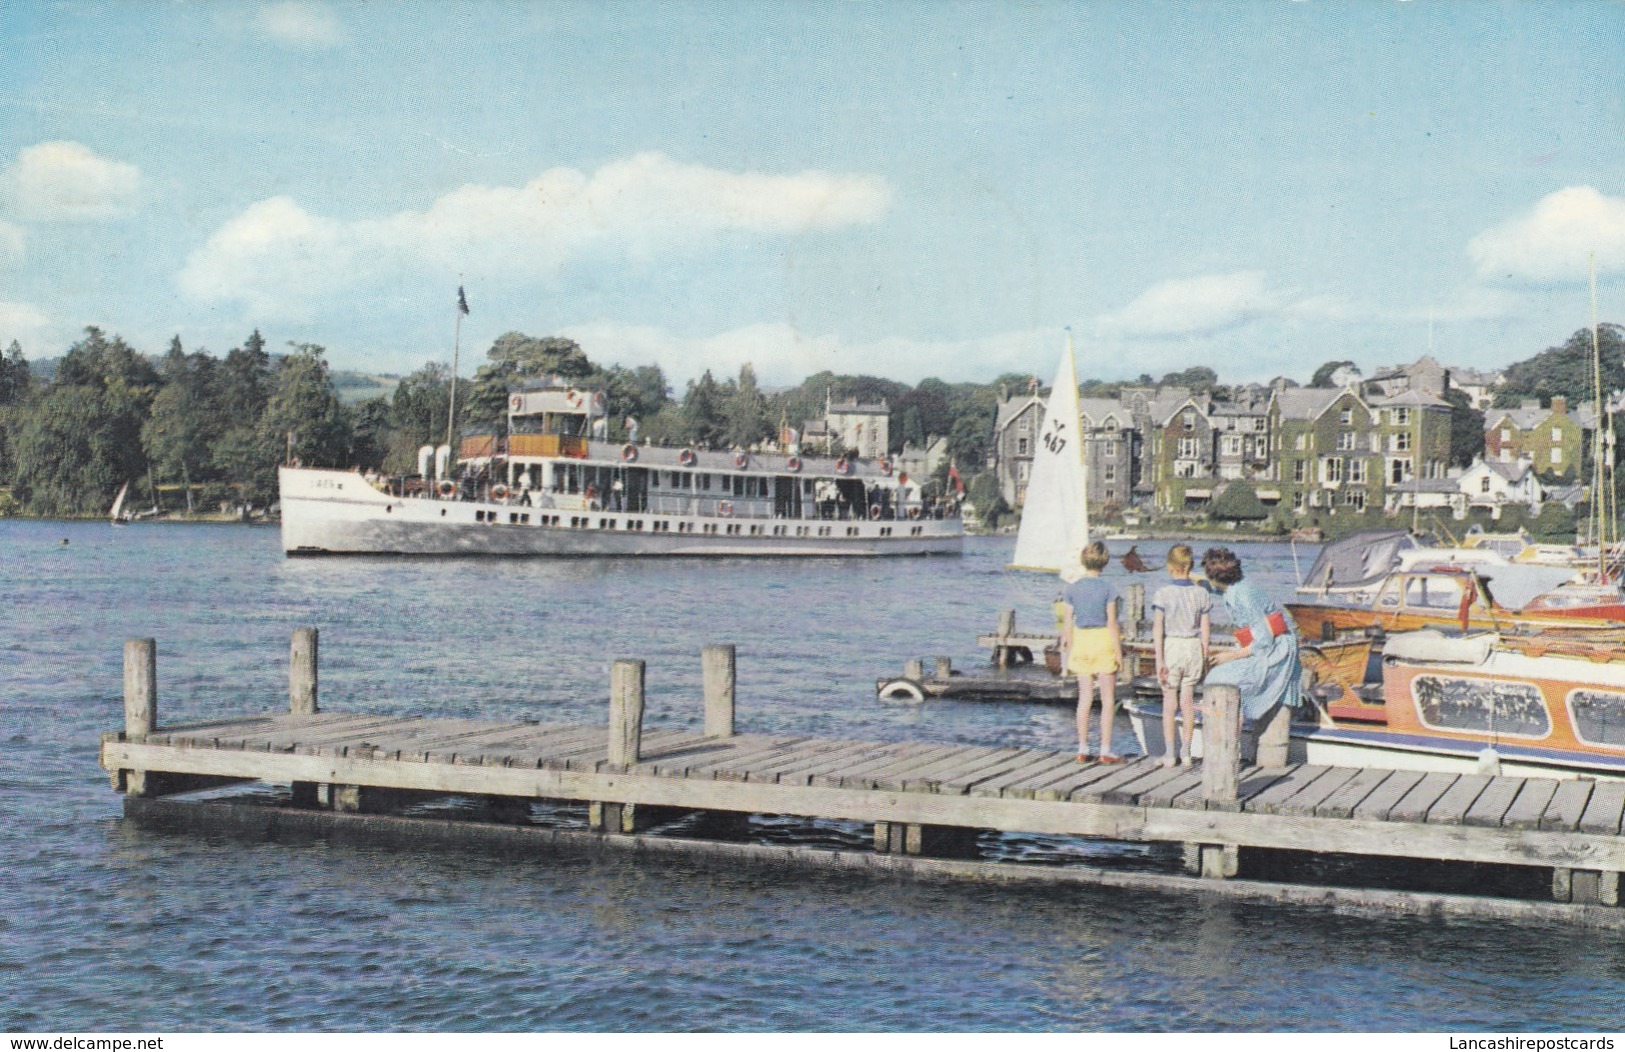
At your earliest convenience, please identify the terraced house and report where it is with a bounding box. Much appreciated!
[1269,386,1451,516]
[1483,396,1591,480]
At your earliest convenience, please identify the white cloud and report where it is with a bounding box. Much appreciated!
[1467,186,1625,284]
[180,152,891,319]
[0,220,22,263]
[1099,271,1277,339]
[4,141,141,221]
[255,2,344,48]
[0,302,52,352]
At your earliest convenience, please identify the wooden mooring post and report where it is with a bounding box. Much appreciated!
[703,644,735,739]
[1189,682,1242,878]
[290,627,318,716]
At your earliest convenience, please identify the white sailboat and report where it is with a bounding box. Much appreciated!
[109,481,131,526]
[1009,330,1090,577]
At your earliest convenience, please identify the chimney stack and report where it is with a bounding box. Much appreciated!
[1551,396,1567,416]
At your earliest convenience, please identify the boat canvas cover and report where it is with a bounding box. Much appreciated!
[1382,629,1494,666]
[1300,529,1413,590]
[1474,563,1583,611]
[1010,335,1090,576]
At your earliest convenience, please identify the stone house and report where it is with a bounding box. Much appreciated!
[1484,397,1586,480]
[1460,455,1546,511]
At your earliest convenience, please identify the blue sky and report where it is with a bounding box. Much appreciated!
[2,0,1622,389]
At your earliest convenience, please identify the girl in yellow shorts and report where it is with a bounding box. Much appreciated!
[1059,541,1123,763]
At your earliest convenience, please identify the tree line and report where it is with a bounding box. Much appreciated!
[0,321,1616,519]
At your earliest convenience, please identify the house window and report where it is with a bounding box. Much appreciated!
[1103,440,1118,457]
[1322,458,1343,483]
[1552,427,1563,443]
[1017,437,1029,456]
[1391,458,1411,485]
[1345,489,1366,510]
[1104,488,1116,502]
[1103,464,1116,482]
[1293,491,1306,511]
[1480,475,1491,494]
[1178,437,1198,459]
[1349,459,1368,484]
[1390,432,1412,452]
[1500,428,1511,442]
[1339,407,1353,424]
[1295,434,1307,451]
[1337,432,1356,451]
[1253,418,1268,432]
[1223,435,1243,456]
[1392,407,1411,426]
[1552,448,1562,465]
[1293,460,1306,483]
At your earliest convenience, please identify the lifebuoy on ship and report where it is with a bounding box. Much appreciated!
[835,457,850,475]
[621,443,638,462]
[490,483,509,501]
[437,479,456,498]
[869,504,882,520]
[718,500,734,518]
[509,394,522,412]
[565,388,583,408]
[880,459,893,476]
[734,453,749,470]
[908,506,921,519]
[786,456,801,472]
[679,448,697,467]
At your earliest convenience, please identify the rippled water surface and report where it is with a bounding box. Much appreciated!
[4,520,1623,1031]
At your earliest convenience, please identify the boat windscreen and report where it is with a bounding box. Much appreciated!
[1299,529,1413,591]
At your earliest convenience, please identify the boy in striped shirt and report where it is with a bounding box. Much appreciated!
[1152,544,1212,767]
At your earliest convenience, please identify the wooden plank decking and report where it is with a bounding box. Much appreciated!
[101,633,1625,917]
[101,709,1625,879]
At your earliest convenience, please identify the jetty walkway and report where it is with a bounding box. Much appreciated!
[101,631,1625,923]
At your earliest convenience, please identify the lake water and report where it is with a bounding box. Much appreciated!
[4,520,1623,1031]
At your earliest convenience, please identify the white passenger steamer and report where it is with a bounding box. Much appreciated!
[280,381,963,557]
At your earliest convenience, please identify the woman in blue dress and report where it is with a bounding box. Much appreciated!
[1200,547,1301,730]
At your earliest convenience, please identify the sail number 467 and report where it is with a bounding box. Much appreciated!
[1043,422,1067,455]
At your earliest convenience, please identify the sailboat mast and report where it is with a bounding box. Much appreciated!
[1591,254,1610,579]
[1068,327,1089,546]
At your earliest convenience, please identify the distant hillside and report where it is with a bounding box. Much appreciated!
[329,370,401,405]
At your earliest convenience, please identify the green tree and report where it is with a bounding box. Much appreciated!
[384,362,451,472]
[465,332,593,429]
[946,412,991,472]
[10,383,150,515]
[1210,480,1268,521]
[0,341,29,406]
[725,363,770,448]
[249,344,353,504]
[215,330,273,422]
[1310,360,1356,388]
[1443,389,1486,469]
[1159,366,1219,393]
[349,397,391,471]
[682,370,728,448]
[1495,324,1625,408]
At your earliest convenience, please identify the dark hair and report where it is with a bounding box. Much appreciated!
[1201,546,1244,586]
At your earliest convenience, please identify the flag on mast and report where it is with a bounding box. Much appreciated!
[458,286,470,315]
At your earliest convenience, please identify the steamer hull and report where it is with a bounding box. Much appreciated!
[280,467,963,557]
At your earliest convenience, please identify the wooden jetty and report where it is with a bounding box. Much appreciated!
[100,630,1625,925]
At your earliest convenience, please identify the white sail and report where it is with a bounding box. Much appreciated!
[1009,332,1089,574]
[109,481,130,524]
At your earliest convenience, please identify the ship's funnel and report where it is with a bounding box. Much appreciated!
[417,445,435,479]
[434,444,451,479]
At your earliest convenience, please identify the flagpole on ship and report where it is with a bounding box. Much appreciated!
[446,282,469,466]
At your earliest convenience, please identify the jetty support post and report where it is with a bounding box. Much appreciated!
[1553,868,1622,907]
[1124,583,1147,640]
[115,638,157,795]
[903,658,925,681]
[1188,683,1242,879]
[874,821,979,859]
[934,656,953,680]
[994,609,1016,668]
[590,659,647,833]
[290,627,319,716]
[702,644,735,739]
[288,627,322,807]
[1256,700,1292,768]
